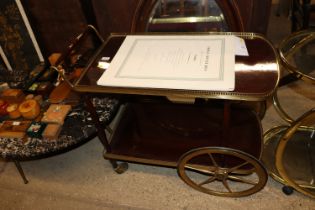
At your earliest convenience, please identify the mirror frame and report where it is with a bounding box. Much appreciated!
[131,0,245,32]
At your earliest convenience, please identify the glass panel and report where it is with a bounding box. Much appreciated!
[280,31,315,81]
[147,0,228,32]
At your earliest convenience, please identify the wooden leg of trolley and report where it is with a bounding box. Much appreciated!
[84,94,128,174]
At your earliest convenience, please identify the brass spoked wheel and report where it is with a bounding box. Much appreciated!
[177,147,268,197]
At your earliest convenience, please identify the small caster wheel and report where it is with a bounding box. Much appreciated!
[114,162,128,174]
[282,185,294,195]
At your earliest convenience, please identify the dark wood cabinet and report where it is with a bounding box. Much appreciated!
[22,0,88,58]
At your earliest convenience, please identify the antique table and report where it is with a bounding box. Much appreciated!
[0,97,120,184]
[0,25,121,184]
[67,32,279,197]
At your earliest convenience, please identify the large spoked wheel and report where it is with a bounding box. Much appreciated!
[177,147,268,197]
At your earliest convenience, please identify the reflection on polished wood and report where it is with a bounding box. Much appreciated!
[73,32,279,102]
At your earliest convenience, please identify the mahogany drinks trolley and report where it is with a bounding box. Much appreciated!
[65,32,279,197]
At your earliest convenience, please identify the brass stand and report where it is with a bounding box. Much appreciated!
[262,30,315,198]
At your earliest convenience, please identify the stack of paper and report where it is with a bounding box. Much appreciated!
[97,35,242,91]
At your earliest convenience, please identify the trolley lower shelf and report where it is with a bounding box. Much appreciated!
[105,102,263,167]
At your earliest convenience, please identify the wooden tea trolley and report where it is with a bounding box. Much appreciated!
[62,32,279,197]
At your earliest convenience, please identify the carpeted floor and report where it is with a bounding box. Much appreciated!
[0,4,315,210]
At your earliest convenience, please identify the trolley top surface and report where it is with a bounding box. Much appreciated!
[71,32,280,102]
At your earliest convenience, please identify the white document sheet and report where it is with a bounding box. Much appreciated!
[97,35,236,91]
[234,36,249,56]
